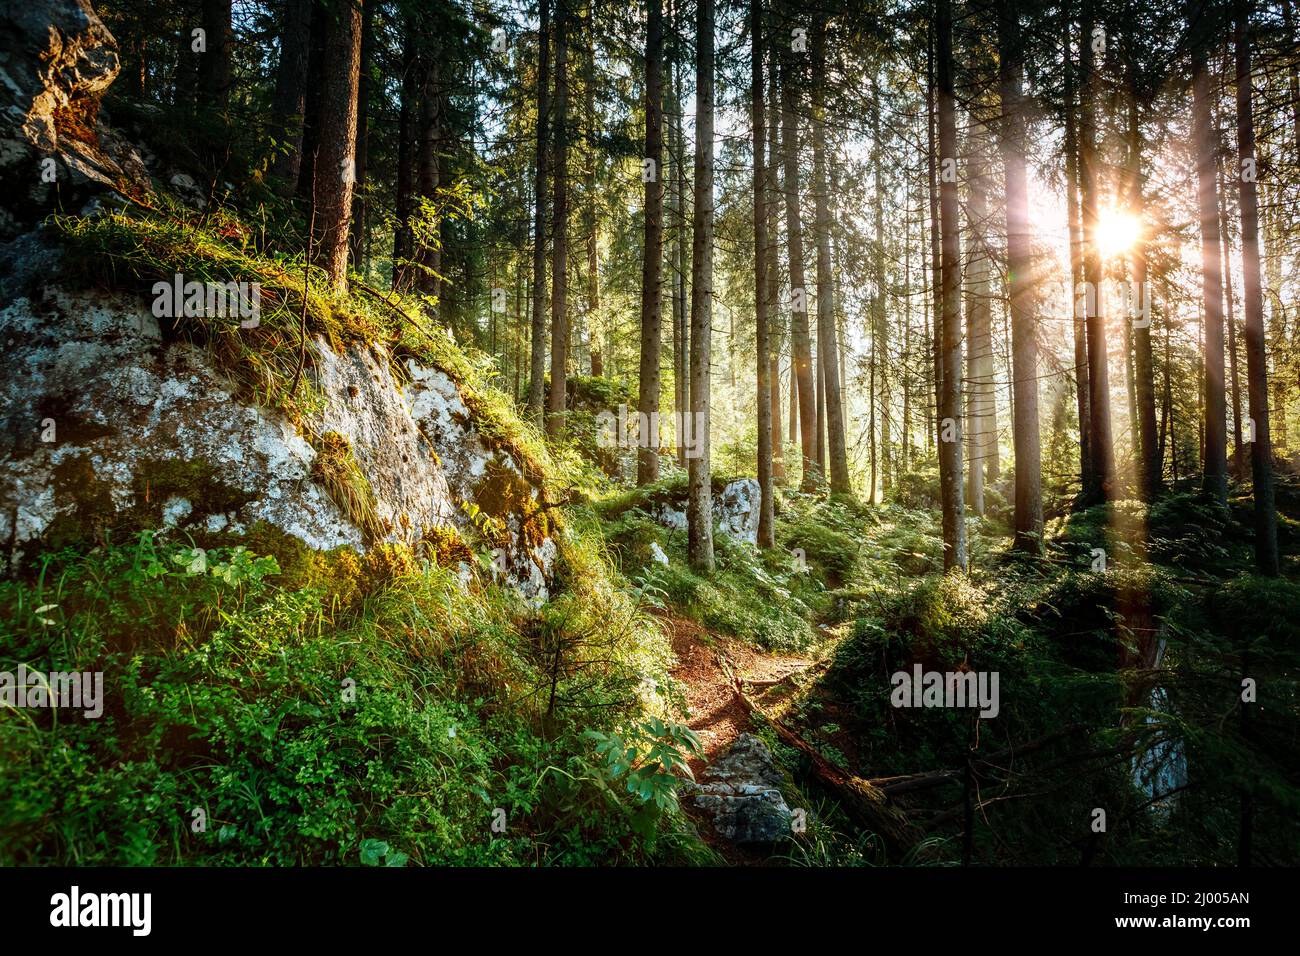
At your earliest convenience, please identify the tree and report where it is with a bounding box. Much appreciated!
[311,0,363,293]
[753,0,775,546]
[936,0,967,572]
[997,0,1042,553]
[1078,4,1116,504]
[1191,15,1229,508]
[270,0,314,196]
[780,44,818,491]
[527,0,552,425]
[811,17,850,495]
[687,0,715,571]
[637,0,665,484]
[547,1,571,437]
[1126,52,1160,500]
[1234,0,1280,574]
[196,0,232,110]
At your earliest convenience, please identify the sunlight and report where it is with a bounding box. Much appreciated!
[1096,207,1141,258]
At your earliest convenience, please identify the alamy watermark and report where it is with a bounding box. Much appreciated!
[596,404,706,460]
[152,273,261,328]
[0,665,104,718]
[890,664,1000,719]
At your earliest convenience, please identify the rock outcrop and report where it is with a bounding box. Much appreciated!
[0,233,557,598]
[691,733,794,844]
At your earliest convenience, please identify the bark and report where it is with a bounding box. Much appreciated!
[1129,66,1160,500]
[392,36,417,290]
[965,136,993,516]
[670,9,689,467]
[415,56,443,306]
[752,0,775,546]
[270,0,314,196]
[926,27,943,447]
[687,0,715,571]
[349,0,374,270]
[1234,2,1280,574]
[528,0,552,425]
[1078,3,1117,504]
[197,0,232,110]
[936,0,967,571]
[1220,162,1244,479]
[767,58,785,482]
[548,3,571,438]
[310,0,363,294]
[296,4,329,201]
[1063,12,1092,494]
[1192,36,1229,507]
[999,2,1042,552]
[637,0,665,485]
[780,49,819,491]
[812,24,849,496]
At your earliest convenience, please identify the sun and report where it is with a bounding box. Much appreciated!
[1096,207,1141,258]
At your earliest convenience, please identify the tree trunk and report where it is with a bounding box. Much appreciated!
[1079,3,1117,504]
[752,0,775,546]
[416,56,443,308]
[1192,36,1229,507]
[1063,13,1092,495]
[548,3,572,437]
[780,49,819,491]
[1129,69,1160,500]
[349,0,374,272]
[936,0,967,571]
[687,0,715,571]
[998,1,1042,553]
[669,5,689,467]
[1220,162,1244,479]
[196,0,232,110]
[926,27,943,450]
[1234,2,1280,574]
[527,0,552,424]
[812,22,849,496]
[270,0,314,196]
[767,59,785,482]
[310,0,363,294]
[965,137,993,517]
[637,0,665,485]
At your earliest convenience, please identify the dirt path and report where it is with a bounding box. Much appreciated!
[664,614,823,776]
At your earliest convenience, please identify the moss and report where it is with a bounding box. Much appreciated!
[131,457,254,524]
[360,542,420,593]
[43,454,117,549]
[422,524,474,568]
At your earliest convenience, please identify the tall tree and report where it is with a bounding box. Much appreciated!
[688,0,716,571]
[311,0,363,293]
[1078,3,1117,504]
[1191,16,1229,507]
[547,1,571,437]
[1234,0,1280,573]
[812,17,850,494]
[637,0,665,484]
[766,58,785,482]
[527,0,552,425]
[780,45,818,491]
[270,0,314,196]
[936,0,967,571]
[998,0,1042,552]
[753,0,775,545]
[1127,52,1160,500]
[196,0,232,110]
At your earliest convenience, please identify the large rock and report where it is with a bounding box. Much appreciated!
[0,0,150,238]
[691,733,793,844]
[650,477,762,546]
[0,233,557,599]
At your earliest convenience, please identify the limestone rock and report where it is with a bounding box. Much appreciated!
[649,477,762,546]
[691,733,793,844]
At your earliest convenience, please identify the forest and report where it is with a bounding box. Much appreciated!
[0,0,1298,875]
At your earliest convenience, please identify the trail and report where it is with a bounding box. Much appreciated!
[663,613,825,776]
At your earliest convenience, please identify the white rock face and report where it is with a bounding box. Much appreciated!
[649,477,762,546]
[0,235,557,599]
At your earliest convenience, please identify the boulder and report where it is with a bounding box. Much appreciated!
[0,0,151,238]
[691,733,793,844]
[649,477,762,546]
